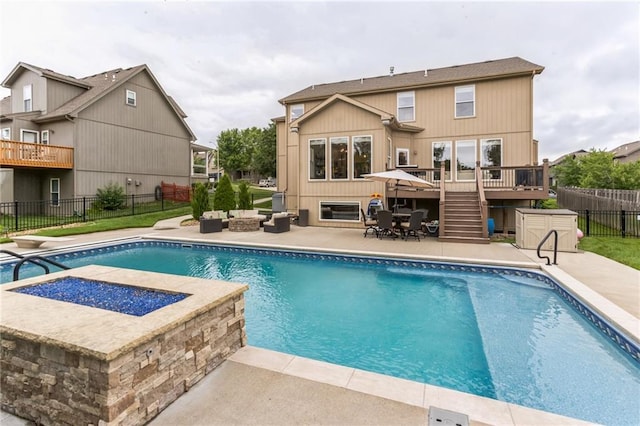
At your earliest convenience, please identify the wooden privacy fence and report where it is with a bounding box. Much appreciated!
[558,187,640,211]
[161,182,191,202]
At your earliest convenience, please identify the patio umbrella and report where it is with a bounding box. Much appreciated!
[362,169,434,212]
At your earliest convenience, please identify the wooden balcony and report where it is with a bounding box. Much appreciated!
[0,140,73,169]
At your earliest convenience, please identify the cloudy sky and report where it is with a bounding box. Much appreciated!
[1,1,638,161]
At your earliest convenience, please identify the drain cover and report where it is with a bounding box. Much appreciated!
[428,406,470,426]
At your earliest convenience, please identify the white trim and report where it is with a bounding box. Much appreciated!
[455,139,477,181]
[1,128,10,140]
[318,200,361,222]
[455,85,475,118]
[329,136,349,181]
[308,138,327,181]
[20,129,39,143]
[352,135,372,180]
[126,89,137,106]
[397,91,415,122]
[41,130,49,145]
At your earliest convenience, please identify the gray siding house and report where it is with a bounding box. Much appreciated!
[0,62,208,204]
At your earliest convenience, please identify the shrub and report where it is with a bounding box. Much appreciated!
[95,182,126,210]
[191,182,210,220]
[213,174,236,212]
[237,181,252,210]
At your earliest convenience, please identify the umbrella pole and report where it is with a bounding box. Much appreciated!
[394,180,399,213]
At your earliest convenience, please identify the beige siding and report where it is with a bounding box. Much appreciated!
[46,79,86,113]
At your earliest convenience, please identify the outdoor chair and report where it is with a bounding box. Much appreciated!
[263,214,291,233]
[361,208,379,238]
[376,210,397,239]
[400,211,423,241]
[199,217,223,233]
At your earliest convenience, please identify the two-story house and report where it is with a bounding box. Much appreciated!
[0,62,210,206]
[274,56,549,242]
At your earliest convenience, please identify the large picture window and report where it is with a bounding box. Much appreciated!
[481,138,502,179]
[397,91,415,122]
[319,201,359,222]
[455,85,475,118]
[456,140,476,181]
[352,136,372,179]
[432,141,451,181]
[309,138,326,180]
[330,137,348,180]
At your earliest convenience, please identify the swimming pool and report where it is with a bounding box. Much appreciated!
[2,239,638,425]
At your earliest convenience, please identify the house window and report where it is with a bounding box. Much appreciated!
[126,89,137,106]
[397,91,415,122]
[396,148,409,167]
[1,128,10,140]
[50,178,60,207]
[352,136,372,179]
[290,104,304,122]
[455,85,475,118]
[319,201,359,222]
[23,84,32,112]
[432,141,452,181]
[20,129,38,143]
[330,136,348,180]
[455,140,476,181]
[481,138,502,179]
[309,138,326,180]
[41,130,49,145]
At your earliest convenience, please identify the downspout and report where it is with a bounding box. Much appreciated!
[63,114,76,198]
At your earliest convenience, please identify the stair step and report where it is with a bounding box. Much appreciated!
[438,235,490,244]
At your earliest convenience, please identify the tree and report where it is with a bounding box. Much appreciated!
[95,182,126,211]
[579,150,615,189]
[191,182,210,220]
[213,174,236,212]
[217,129,249,179]
[554,148,640,190]
[237,181,252,209]
[253,122,276,177]
[554,155,582,187]
[613,160,640,190]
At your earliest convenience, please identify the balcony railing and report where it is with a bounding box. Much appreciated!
[0,140,73,169]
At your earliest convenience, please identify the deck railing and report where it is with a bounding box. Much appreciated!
[0,140,73,169]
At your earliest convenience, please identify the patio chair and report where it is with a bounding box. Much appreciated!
[376,210,397,240]
[400,211,423,241]
[361,208,379,238]
[263,214,291,233]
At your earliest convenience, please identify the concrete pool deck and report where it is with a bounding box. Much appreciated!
[1,218,638,425]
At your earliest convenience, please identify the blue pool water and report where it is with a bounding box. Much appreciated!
[2,240,639,425]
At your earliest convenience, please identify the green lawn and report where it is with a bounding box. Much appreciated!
[578,236,640,270]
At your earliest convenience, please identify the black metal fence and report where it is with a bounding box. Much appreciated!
[576,209,640,238]
[1,193,191,233]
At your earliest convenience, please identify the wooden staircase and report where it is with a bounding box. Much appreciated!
[439,191,489,244]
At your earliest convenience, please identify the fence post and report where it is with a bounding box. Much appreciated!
[131,194,135,216]
[82,197,87,222]
[585,209,590,236]
[621,210,626,238]
[161,190,164,210]
[14,200,18,232]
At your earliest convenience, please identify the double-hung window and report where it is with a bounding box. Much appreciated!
[352,136,372,179]
[41,130,49,145]
[126,89,137,106]
[23,85,32,112]
[1,128,10,140]
[397,91,415,122]
[309,138,326,180]
[50,178,60,207]
[455,85,475,118]
[290,104,304,122]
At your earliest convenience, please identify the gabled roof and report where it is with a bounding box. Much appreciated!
[549,149,589,166]
[290,94,423,133]
[610,140,640,160]
[1,62,196,141]
[280,57,544,104]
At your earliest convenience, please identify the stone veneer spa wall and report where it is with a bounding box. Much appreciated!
[0,265,248,425]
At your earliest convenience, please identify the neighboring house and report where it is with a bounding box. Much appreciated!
[274,57,549,242]
[0,62,210,206]
[610,140,640,164]
[548,149,588,187]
